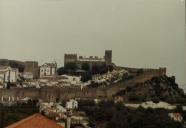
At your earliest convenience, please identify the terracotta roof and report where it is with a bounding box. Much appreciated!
[6,113,64,128]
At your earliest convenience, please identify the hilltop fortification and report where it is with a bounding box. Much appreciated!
[0,67,177,104]
[64,50,112,70]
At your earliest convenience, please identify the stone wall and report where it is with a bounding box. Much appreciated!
[0,68,167,102]
[123,67,167,76]
[64,54,78,67]
[24,61,39,78]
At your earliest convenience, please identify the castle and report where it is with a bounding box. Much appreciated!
[40,63,57,78]
[64,50,112,70]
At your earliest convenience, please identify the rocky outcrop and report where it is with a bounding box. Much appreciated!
[115,75,186,104]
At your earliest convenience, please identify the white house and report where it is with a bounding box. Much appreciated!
[22,72,34,80]
[0,66,19,83]
[40,63,57,78]
[169,113,183,122]
[66,99,78,109]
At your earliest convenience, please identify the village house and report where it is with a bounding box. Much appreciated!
[40,102,67,114]
[0,66,19,83]
[66,99,78,110]
[40,63,57,78]
[168,113,183,123]
[22,72,34,80]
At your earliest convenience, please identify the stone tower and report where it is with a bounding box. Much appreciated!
[24,61,39,79]
[64,54,77,67]
[105,50,112,64]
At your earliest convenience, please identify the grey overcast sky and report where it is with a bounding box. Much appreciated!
[0,0,185,87]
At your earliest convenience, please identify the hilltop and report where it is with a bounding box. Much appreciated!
[115,75,186,104]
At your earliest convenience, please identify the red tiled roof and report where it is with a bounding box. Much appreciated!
[6,113,64,128]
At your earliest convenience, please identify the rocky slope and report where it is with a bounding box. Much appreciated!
[115,75,186,104]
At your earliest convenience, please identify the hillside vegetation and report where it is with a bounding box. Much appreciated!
[115,75,186,104]
[78,101,183,128]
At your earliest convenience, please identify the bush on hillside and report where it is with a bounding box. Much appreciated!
[81,72,92,82]
[79,101,183,128]
[57,67,68,75]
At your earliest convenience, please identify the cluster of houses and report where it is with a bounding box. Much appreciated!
[92,69,128,85]
[0,51,129,88]
[0,63,127,89]
[23,68,126,89]
[39,99,96,128]
[39,99,78,118]
[0,66,19,84]
[6,104,89,128]
[0,62,57,84]
[0,50,112,85]
[26,98,88,128]
[5,97,186,128]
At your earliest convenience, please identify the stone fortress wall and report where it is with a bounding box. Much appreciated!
[64,50,113,70]
[0,67,167,103]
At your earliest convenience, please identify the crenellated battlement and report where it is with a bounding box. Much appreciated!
[64,50,113,70]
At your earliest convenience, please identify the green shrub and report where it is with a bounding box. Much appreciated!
[81,72,92,82]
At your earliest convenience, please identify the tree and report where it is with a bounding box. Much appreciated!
[6,82,11,89]
[99,64,108,74]
[79,101,183,128]
[81,72,92,82]
[92,64,108,75]
[137,69,144,75]
[128,93,146,102]
[57,67,67,75]
[107,65,114,72]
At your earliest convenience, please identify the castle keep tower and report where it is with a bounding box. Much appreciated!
[64,54,77,67]
[24,61,39,78]
[105,50,112,64]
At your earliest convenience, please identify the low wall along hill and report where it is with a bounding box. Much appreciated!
[0,68,166,102]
